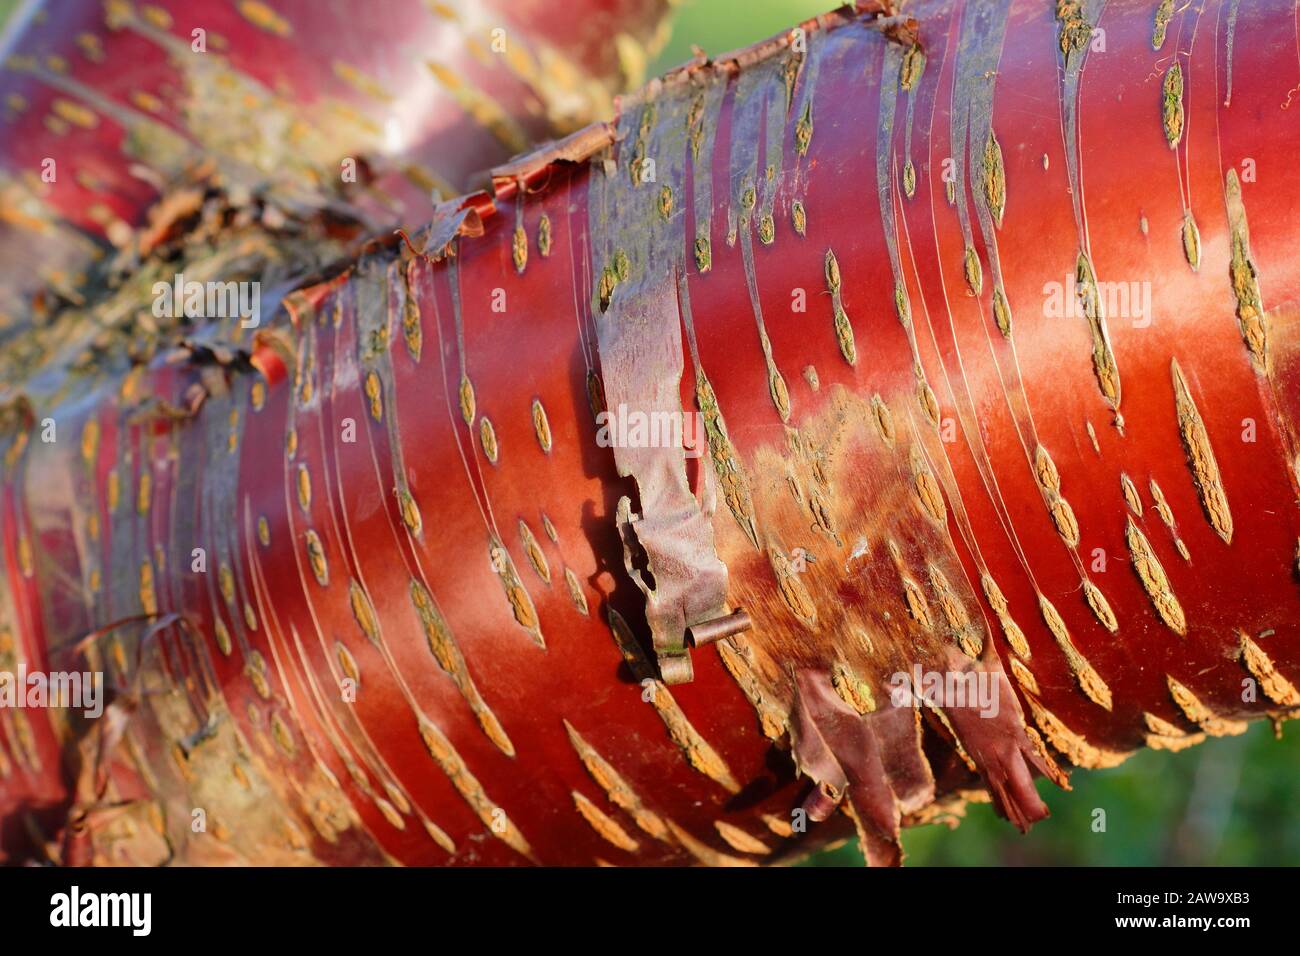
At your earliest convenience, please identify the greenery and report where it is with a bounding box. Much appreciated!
[807,722,1300,866]
[650,0,830,74]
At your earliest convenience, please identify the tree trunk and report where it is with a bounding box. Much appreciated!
[1,0,1298,866]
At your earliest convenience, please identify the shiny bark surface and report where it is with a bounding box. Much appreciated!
[0,0,672,319]
[1,0,1298,865]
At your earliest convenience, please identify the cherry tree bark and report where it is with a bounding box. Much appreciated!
[1,0,1298,866]
[0,0,672,321]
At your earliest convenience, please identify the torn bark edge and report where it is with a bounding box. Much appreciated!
[481,6,915,201]
[396,194,489,261]
[787,640,1058,864]
[618,4,916,108]
[577,12,919,693]
[248,6,915,332]
[687,608,752,647]
[923,643,1056,833]
[789,668,923,866]
[490,122,617,198]
[615,495,736,685]
[241,7,916,697]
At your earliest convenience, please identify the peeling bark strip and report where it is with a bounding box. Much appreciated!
[788,669,926,866]
[587,86,731,684]
[3,0,1300,869]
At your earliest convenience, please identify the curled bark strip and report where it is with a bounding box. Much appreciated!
[490,123,618,196]
[589,83,737,684]
[790,669,899,866]
[928,646,1051,833]
[687,609,752,648]
[399,197,488,262]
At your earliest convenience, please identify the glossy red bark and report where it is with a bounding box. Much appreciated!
[0,0,671,320]
[1,0,1298,866]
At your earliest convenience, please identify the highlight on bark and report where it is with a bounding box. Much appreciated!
[0,0,674,330]
[0,0,1298,867]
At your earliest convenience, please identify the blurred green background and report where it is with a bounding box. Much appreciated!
[816,723,1300,866]
[650,0,832,74]
[655,0,1299,867]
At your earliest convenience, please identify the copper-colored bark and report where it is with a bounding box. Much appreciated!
[1,0,1299,866]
